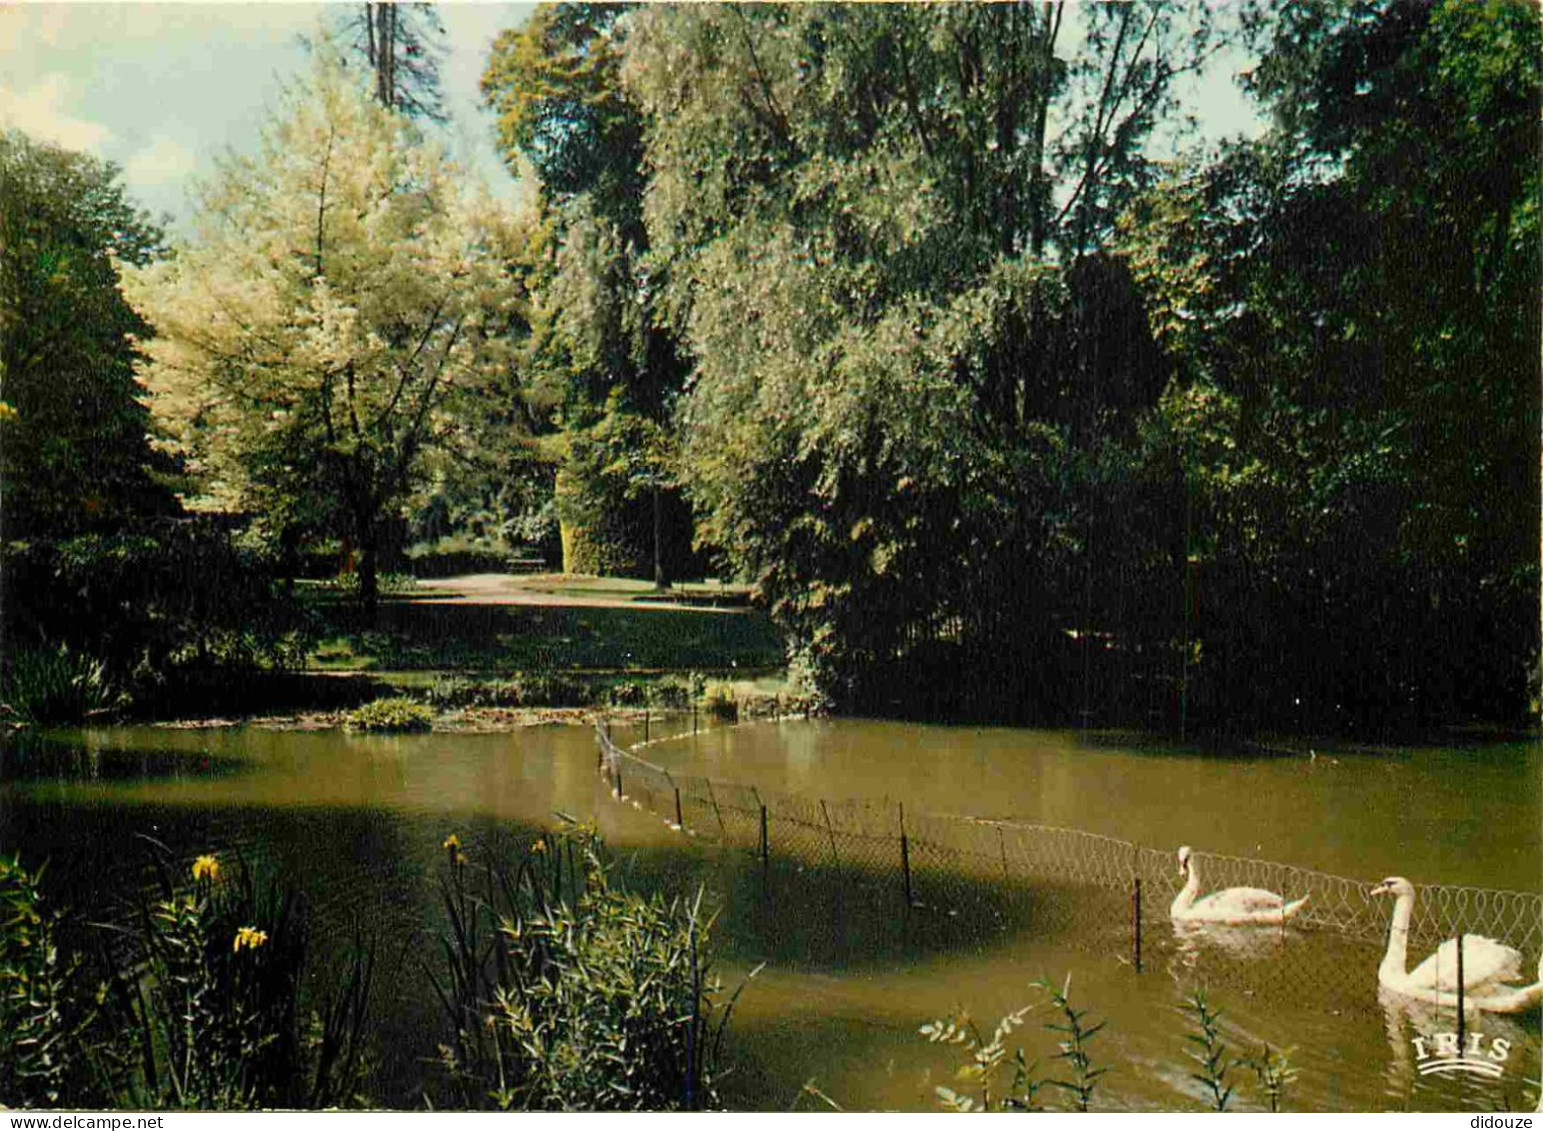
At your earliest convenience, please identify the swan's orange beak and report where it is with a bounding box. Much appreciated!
[1369,880,1392,896]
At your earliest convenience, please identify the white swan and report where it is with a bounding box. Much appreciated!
[1371,876,1542,1013]
[1169,845,1309,925]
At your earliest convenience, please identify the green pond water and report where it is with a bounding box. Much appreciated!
[0,719,1537,1111]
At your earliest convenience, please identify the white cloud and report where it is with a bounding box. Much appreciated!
[0,73,112,152]
[123,134,198,189]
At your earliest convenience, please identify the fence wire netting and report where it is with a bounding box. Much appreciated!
[596,723,1541,1020]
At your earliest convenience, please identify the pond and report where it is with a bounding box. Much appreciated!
[0,719,1536,1111]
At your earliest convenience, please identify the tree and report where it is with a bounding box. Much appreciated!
[338,3,449,123]
[483,3,693,585]
[126,53,529,616]
[0,129,178,540]
[1117,0,1541,727]
[618,3,1219,707]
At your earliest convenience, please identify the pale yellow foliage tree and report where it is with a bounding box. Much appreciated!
[126,49,528,612]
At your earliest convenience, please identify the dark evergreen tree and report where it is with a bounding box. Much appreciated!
[0,129,178,541]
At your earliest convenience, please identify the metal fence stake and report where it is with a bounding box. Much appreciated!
[644,709,650,743]
[705,778,727,836]
[1132,876,1143,974]
[615,769,622,799]
[1456,928,1465,1049]
[759,803,769,887]
[820,800,841,869]
[899,802,914,910]
[674,785,684,831]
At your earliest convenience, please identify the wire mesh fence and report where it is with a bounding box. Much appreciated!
[596,722,1542,1022]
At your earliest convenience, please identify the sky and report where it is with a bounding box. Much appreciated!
[0,2,536,228]
[0,2,1265,235]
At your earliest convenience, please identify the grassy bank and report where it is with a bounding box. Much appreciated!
[303,574,784,678]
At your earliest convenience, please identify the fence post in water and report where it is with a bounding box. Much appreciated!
[820,800,841,869]
[899,802,914,910]
[644,709,650,743]
[692,703,698,735]
[1132,876,1143,973]
[758,802,770,897]
[615,768,623,799]
[1456,927,1465,1049]
[674,785,684,831]
[1131,845,1143,974]
[705,778,727,836]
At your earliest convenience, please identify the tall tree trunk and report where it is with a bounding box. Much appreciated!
[356,514,380,622]
[652,484,670,590]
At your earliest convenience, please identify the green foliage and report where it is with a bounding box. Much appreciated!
[2,523,312,710]
[701,682,737,721]
[483,3,645,228]
[482,7,696,584]
[0,129,178,541]
[426,672,597,710]
[344,697,435,733]
[1238,1041,1297,1113]
[97,849,372,1110]
[612,4,1211,716]
[125,48,531,616]
[0,644,126,727]
[1034,975,1108,1111]
[1112,0,1542,727]
[921,1004,1042,1112]
[1181,990,1233,1111]
[921,976,1106,1112]
[431,824,746,1111]
[326,570,419,597]
[0,855,87,1107]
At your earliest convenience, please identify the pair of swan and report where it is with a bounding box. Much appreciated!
[1170,847,1541,1013]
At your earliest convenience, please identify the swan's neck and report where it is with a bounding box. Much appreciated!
[1380,892,1414,982]
[1171,862,1201,916]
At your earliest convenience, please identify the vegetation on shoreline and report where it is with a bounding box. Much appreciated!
[0,830,739,1111]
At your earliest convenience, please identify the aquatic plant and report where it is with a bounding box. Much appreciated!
[921,1003,1043,1112]
[0,854,89,1107]
[1181,990,1234,1111]
[1238,1041,1297,1113]
[1036,975,1109,1111]
[921,976,1108,1112]
[0,644,126,727]
[343,696,434,733]
[96,846,373,1110]
[430,823,750,1111]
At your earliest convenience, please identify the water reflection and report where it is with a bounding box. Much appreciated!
[1378,988,1538,1109]
[0,720,1535,1112]
[1170,918,1305,965]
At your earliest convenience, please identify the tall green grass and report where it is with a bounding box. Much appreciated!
[430,822,750,1111]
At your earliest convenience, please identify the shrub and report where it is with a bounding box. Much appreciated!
[326,571,417,597]
[1,523,313,706]
[0,644,127,726]
[344,697,434,733]
[432,825,747,1111]
[608,679,647,707]
[702,682,738,721]
[645,678,690,710]
[423,674,599,712]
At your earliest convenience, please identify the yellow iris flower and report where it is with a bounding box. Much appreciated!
[233,926,268,953]
[192,855,221,882]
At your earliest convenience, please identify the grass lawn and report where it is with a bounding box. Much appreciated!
[307,587,783,674]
